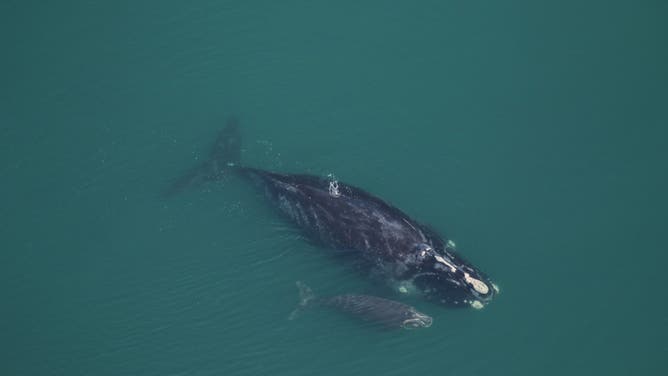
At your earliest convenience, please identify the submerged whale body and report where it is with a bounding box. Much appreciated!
[291,281,432,329]
[168,118,498,309]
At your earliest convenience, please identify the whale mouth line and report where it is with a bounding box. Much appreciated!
[402,317,432,329]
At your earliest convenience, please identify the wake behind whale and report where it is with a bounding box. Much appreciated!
[168,117,498,309]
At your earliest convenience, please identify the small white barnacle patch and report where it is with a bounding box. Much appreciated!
[470,300,484,309]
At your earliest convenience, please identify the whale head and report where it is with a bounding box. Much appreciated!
[408,243,498,309]
[401,311,433,329]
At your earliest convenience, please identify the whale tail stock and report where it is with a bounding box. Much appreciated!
[164,116,242,196]
[289,281,316,320]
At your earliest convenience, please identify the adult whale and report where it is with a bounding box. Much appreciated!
[168,118,498,309]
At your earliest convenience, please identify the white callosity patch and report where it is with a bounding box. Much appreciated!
[464,273,489,295]
[433,254,456,273]
[470,300,484,309]
[434,253,490,295]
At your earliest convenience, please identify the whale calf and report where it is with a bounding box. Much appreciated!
[291,282,432,329]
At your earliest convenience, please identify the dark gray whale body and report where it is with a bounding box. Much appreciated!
[292,282,432,329]
[169,118,498,309]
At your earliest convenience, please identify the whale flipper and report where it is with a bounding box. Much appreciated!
[164,117,242,196]
[289,281,316,320]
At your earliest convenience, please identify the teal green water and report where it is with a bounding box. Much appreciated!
[3,1,667,375]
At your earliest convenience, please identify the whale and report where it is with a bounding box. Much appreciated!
[291,281,433,329]
[168,118,498,309]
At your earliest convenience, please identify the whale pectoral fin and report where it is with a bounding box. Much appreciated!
[289,281,316,320]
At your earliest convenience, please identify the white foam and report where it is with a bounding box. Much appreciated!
[327,174,341,197]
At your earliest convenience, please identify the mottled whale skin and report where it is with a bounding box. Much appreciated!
[168,119,497,308]
[243,167,496,308]
[292,282,432,329]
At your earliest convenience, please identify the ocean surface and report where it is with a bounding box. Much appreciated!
[2,1,667,375]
